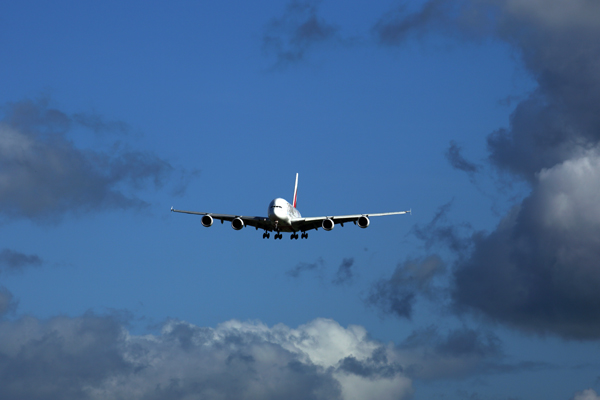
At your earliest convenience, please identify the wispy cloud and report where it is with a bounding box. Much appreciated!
[0,287,16,316]
[262,0,340,68]
[287,257,324,278]
[0,249,42,274]
[366,255,445,319]
[332,258,354,285]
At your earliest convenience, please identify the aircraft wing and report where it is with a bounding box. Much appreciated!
[291,210,410,232]
[170,208,274,231]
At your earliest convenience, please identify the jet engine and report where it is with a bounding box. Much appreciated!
[322,218,335,231]
[231,217,245,230]
[357,215,370,229]
[201,215,214,227]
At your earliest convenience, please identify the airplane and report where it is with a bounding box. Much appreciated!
[171,173,410,240]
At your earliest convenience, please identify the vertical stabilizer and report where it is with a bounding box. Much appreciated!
[293,173,299,208]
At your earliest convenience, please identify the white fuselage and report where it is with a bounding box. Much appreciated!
[268,198,301,231]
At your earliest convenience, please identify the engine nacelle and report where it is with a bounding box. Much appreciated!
[322,218,335,231]
[231,217,245,230]
[201,215,214,227]
[357,215,370,229]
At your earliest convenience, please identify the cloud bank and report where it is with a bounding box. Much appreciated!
[0,315,414,400]
[0,311,544,400]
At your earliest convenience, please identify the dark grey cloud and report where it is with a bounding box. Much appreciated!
[0,313,131,400]
[374,0,600,179]
[373,1,600,339]
[373,0,455,45]
[287,257,324,278]
[487,1,600,181]
[0,287,16,316]
[0,98,187,223]
[0,249,42,274]
[373,0,492,46]
[366,255,445,319]
[453,153,600,339]
[332,258,354,285]
[399,325,500,379]
[262,0,339,67]
[398,325,550,380]
[446,140,481,176]
[411,200,473,254]
[0,315,415,400]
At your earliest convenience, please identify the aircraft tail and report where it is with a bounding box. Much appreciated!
[293,173,298,208]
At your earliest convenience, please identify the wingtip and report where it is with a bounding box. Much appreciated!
[171,206,174,212]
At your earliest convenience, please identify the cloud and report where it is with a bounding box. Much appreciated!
[453,152,600,339]
[446,141,481,182]
[485,0,600,181]
[0,287,16,316]
[411,200,473,254]
[366,255,445,319]
[0,98,186,223]
[397,325,551,380]
[398,326,500,379]
[373,0,493,46]
[72,112,130,135]
[332,258,354,285]
[262,0,340,67]
[374,0,600,179]
[0,315,415,400]
[0,249,42,274]
[287,257,324,278]
[373,0,600,339]
[573,389,600,400]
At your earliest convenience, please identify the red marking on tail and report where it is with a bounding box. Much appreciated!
[293,173,299,208]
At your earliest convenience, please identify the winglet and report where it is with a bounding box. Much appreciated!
[171,206,174,212]
[293,173,299,208]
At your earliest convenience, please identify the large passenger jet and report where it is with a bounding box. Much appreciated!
[171,174,410,240]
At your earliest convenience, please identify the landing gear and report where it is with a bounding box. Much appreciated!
[301,232,308,239]
[273,233,282,240]
[290,233,299,240]
[262,232,271,239]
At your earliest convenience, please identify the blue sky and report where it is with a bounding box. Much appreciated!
[1,1,600,399]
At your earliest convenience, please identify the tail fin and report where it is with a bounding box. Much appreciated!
[293,173,299,208]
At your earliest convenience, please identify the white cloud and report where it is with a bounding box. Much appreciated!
[573,389,600,400]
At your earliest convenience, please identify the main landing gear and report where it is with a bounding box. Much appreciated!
[264,231,283,239]
[265,231,306,240]
[289,232,308,240]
